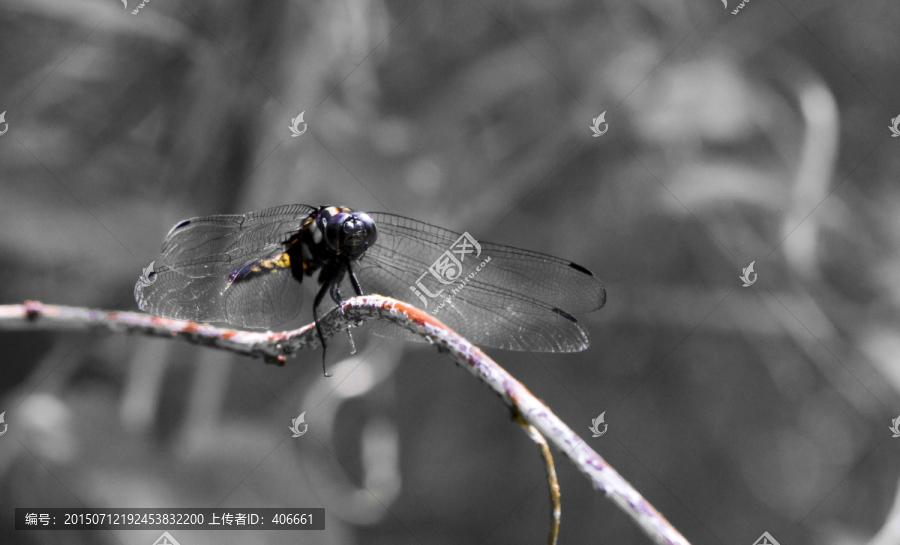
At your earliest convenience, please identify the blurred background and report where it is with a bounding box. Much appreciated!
[1,0,900,543]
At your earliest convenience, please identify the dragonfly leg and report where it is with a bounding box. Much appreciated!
[327,260,350,305]
[337,260,359,354]
[328,275,357,352]
[346,259,364,296]
[329,279,344,305]
[313,280,332,377]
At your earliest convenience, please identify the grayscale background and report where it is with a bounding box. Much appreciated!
[1,0,899,544]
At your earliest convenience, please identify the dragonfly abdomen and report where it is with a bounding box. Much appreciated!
[226,251,293,288]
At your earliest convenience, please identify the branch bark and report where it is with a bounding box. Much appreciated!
[1,297,691,545]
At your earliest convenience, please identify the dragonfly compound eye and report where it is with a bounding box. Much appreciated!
[339,212,377,259]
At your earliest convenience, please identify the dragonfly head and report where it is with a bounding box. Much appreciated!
[325,211,378,259]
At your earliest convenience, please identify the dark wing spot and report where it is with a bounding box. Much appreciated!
[173,219,191,231]
[552,307,578,323]
[568,262,593,276]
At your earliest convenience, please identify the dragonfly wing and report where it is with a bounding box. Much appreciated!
[136,248,304,328]
[366,213,605,313]
[161,204,317,267]
[136,204,316,327]
[354,213,605,352]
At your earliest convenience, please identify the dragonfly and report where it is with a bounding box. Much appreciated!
[135,205,606,374]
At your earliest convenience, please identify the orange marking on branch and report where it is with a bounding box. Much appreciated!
[183,321,200,334]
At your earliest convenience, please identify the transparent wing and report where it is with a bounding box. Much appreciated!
[161,204,317,276]
[354,212,606,352]
[135,204,316,328]
[134,249,304,328]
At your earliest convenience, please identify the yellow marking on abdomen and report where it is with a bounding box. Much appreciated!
[257,252,291,271]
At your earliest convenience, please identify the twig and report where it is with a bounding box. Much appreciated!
[0,297,691,545]
[0,300,330,365]
[514,412,560,545]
